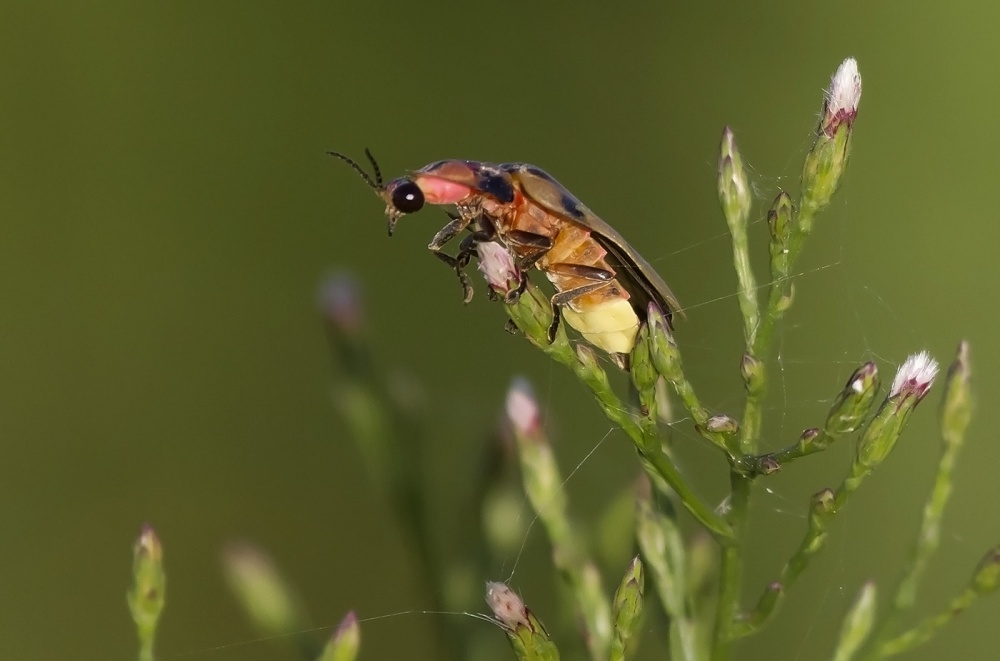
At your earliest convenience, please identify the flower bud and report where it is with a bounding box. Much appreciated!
[506,377,541,439]
[127,524,166,637]
[741,354,765,396]
[855,352,938,473]
[610,556,645,660]
[825,362,880,436]
[801,58,862,218]
[940,341,971,448]
[318,612,360,661]
[718,127,752,229]
[767,192,794,278]
[477,241,522,300]
[972,546,1000,595]
[705,414,739,434]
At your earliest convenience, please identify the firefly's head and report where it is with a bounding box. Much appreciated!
[328,149,426,236]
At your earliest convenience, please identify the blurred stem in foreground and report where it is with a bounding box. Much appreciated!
[127,525,165,661]
[221,542,318,659]
[505,378,612,660]
[319,272,463,657]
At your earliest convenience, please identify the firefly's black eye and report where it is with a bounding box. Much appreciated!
[391,180,424,214]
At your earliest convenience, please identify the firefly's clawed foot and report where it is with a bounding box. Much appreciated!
[504,319,519,335]
[546,305,562,344]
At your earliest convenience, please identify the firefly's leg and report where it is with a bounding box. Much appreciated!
[428,214,478,303]
[505,230,553,270]
[542,263,617,343]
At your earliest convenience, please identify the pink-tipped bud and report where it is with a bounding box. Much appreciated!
[822,58,862,136]
[506,377,540,437]
[477,242,521,297]
[485,581,530,631]
[889,351,939,403]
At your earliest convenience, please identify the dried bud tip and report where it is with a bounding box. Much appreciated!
[800,427,821,442]
[317,272,364,333]
[135,524,163,562]
[477,242,520,295]
[705,414,739,434]
[506,377,540,437]
[950,340,970,380]
[823,58,862,135]
[889,351,939,402]
[485,581,530,630]
[336,611,358,635]
[758,457,781,475]
[812,488,835,513]
[718,127,737,168]
[850,362,878,393]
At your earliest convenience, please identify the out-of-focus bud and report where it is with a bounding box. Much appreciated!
[486,581,532,630]
[718,127,752,229]
[128,524,166,644]
[971,546,1000,595]
[855,352,938,473]
[506,377,542,439]
[317,611,360,661]
[941,341,972,448]
[317,272,365,336]
[833,581,877,660]
[477,241,522,301]
[801,58,862,218]
[222,542,304,636]
[826,362,880,436]
[486,582,559,660]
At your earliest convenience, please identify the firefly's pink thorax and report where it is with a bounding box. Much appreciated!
[413,175,474,205]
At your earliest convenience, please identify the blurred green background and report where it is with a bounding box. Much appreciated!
[2,2,998,659]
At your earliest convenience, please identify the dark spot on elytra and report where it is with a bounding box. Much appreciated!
[560,193,585,219]
[475,170,515,203]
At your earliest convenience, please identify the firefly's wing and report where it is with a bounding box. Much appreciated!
[505,163,683,323]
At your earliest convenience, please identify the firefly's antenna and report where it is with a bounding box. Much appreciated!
[327,148,383,191]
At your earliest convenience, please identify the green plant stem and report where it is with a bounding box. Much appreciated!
[711,474,753,659]
[739,206,815,452]
[868,586,978,659]
[743,468,860,634]
[730,224,759,351]
[505,287,733,541]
